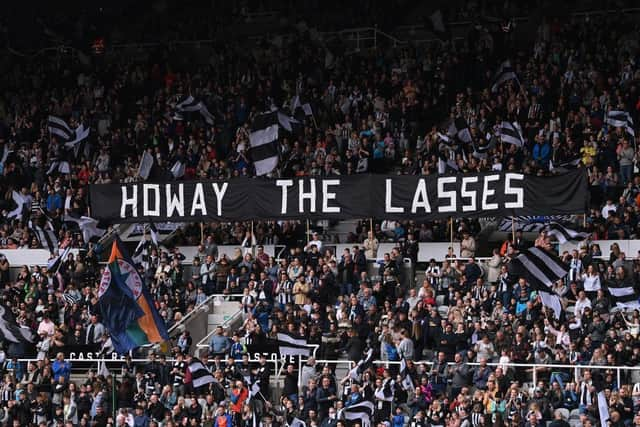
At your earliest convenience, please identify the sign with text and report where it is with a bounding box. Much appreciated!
[89,170,589,223]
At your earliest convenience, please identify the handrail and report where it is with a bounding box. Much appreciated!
[195,308,244,350]
[167,293,243,335]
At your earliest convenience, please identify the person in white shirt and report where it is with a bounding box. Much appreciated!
[581,265,601,294]
[304,232,323,252]
[574,290,592,318]
[601,199,616,219]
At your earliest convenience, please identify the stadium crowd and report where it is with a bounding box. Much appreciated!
[0,1,640,426]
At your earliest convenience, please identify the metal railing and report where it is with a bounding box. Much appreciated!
[301,359,640,395]
[167,293,244,335]
[194,308,245,354]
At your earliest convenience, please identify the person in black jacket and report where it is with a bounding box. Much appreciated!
[315,376,337,421]
[281,364,299,402]
[342,328,365,362]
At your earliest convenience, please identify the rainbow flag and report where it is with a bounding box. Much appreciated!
[98,237,169,354]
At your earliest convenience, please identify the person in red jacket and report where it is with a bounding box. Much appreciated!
[229,380,248,425]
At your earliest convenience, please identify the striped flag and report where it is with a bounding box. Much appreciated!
[472,134,493,159]
[499,121,524,147]
[48,245,71,272]
[512,247,569,290]
[399,357,414,391]
[47,116,90,148]
[31,220,58,255]
[0,305,34,344]
[597,391,610,427]
[498,216,573,232]
[288,418,306,427]
[170,160,185,178]
[491,60,519,92]
[347,348,374,380]
[63,214,106,243]
[511,247,568,319]
[249,112,279,176]
[276,331,311,357]
[543,222,589,244]
[7,190,27,219]
[188,358,215,388]
[448,117,472,143]
[606,282,640,310]
[606,110,635,137]
[176,96,215,125]
[549,157,581,173]
[137,151,154,180]
[339,400,375,427]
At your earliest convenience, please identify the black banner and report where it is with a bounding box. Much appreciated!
[89,170,589,223]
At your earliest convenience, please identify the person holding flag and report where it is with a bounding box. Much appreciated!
[98,236,169,354]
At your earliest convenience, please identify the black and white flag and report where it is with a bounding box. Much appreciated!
[0,305,34,344]
[132,235,152,269]
[549,157,581,173]
[64,214,106,243]
[31,220,58,254]
[339,400,375,427]
[249,112,279,176]
[512,247,569,291]
[47,116,90,148]
[48,245,71,272]
[606,110,635,137]
[288,418,306,427]
[276,331,311,357]
[138,151,154,180]
[448,117,472,143]
[170,160,185,179]
[399,357,414,391]
[498,216,573,233]
[499,121,524,147]
[188,358,215,388]
[291,95,313,117]
[176,96,215,125]
[597,391,609,427]
[491,60,519,92]
[543,222,589,244]
[347,348,374,380]
[606,282,640,310]
[7,190,27,219]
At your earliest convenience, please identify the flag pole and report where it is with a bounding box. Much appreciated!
[306,219,311,245]
[251,221,255,257]
[512,217,516,242]
[450,217,454,249]
[200,222,205,244]
[369,218,373,235]
[112,371,117,423]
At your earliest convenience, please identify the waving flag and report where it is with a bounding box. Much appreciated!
[98,237,168,354]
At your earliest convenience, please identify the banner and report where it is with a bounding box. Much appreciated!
[89,170,589,223]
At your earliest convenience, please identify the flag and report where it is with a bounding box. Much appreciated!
[448,117,472,143]
[338,400,375,427]
[498,216,572,233]
[98,238,169,354]
[347,348,375,380]
[597,391,609,427]
[277,111,300,132]
[138,151,154,180]
[606,282,640,310]
[291,95,313,117]
[276,331,311,357]
[170,160,185,178]
[48,245,71,272]
[472,134,493,159]
[428,9,447,36]
[539,290,563,319]
[606,110,635,137]
[491,60,519,92]
[132,234,152,269]
[549,157,581,173]
[543,222,589,244]
[511,247,569,291]
[288,418,306,427]
[64,214,106,243]
[148,223,159,247]
[0,305,34,344]
[7,190,27,219]
[47,116,90,148]
[249,379,261,398]
[31,220,58,254]
[249,112,279,176]
[499,121,524,147]
[399,357,414,391]
[189,358,215,388]
[98,361,110,378]
[176,96,215,125]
